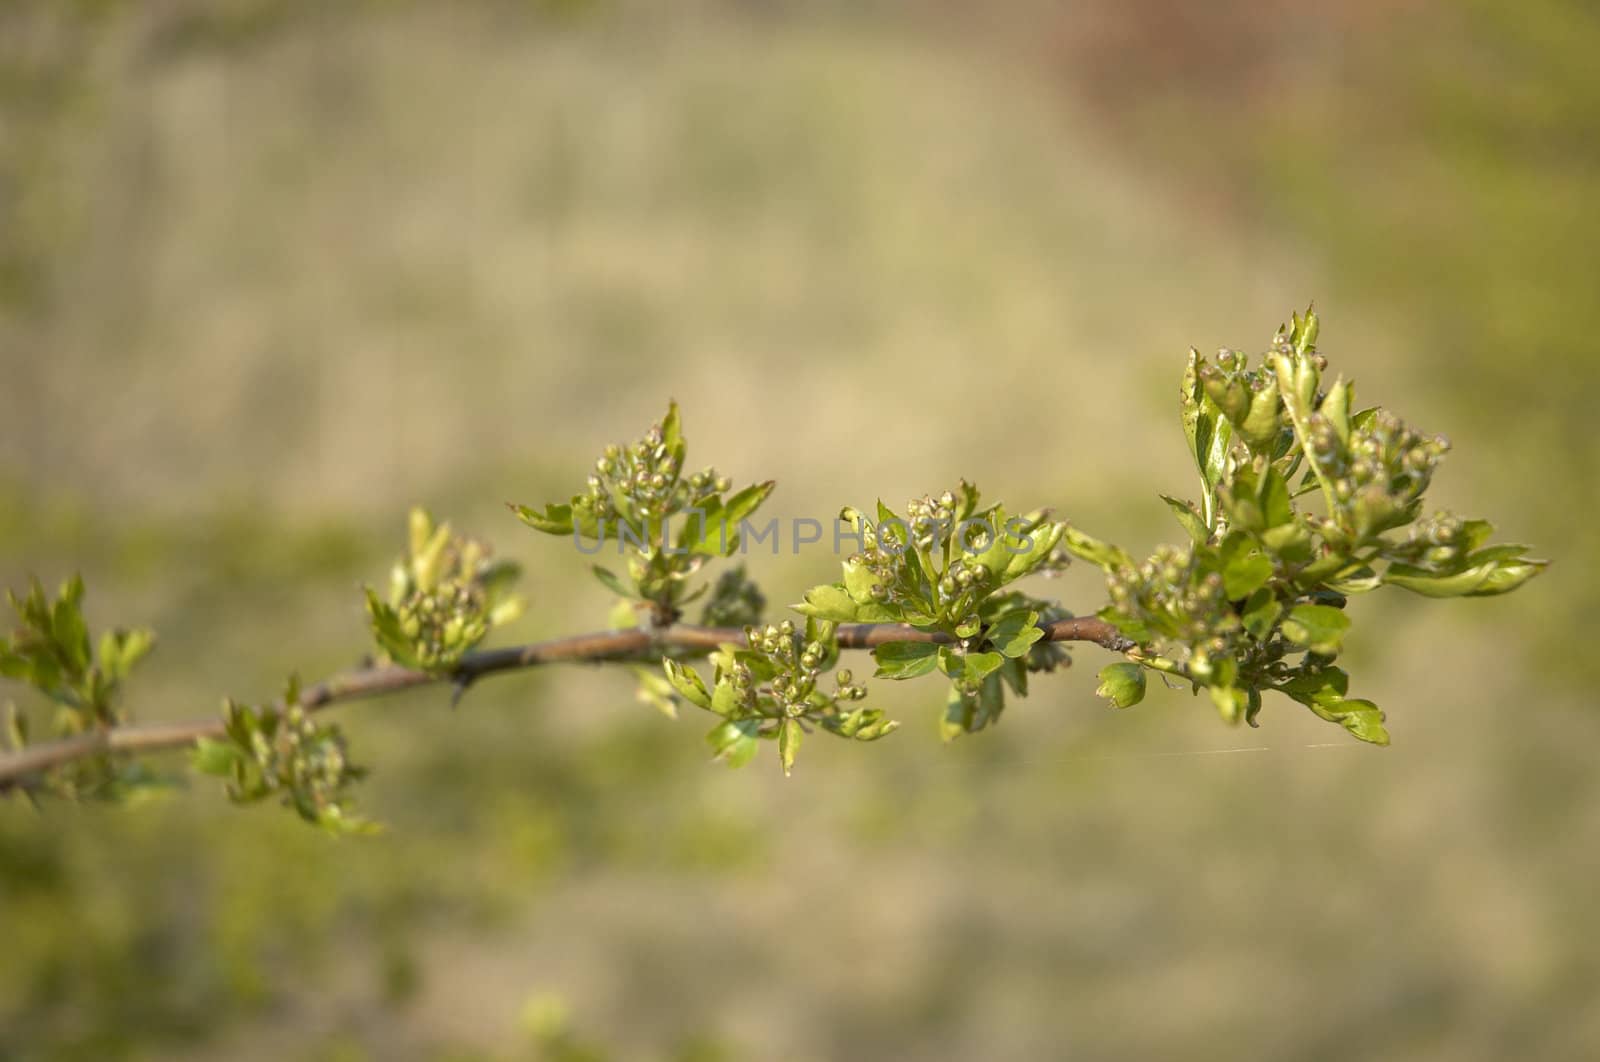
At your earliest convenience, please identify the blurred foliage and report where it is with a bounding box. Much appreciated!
[1,1,1596,1060]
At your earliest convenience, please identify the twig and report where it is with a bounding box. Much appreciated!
[0,617,1132,789]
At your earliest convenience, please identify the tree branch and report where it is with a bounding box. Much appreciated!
[0,617,1132,790]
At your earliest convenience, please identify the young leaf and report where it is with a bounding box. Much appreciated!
[1061,527,1135,573]
[1281,604,1351,656]
[873,641,940,680]
[1222,548,1274,600]
[792,585,862,623]
[778,717,802,776]
[510,502,576,536]
[986,609,1044,659]
[1382,553,1548,598]
[591,565,635,600]
[1160,495,1209,544]
[706,719,761,768]
[1240,589,1283,640]
[662,658,713,710]
[632,667,681,719]
[1095,662,1146,708]
[191,737,244,776]
[963,651,1005,685]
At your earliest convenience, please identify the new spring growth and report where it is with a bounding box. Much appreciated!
[0,308,1550,830]
[663,617,895,776]
[513,401,775,618]
[0,576,158,799]
[1072,307,1546,744]
[192,677,377,835]
[365,508,525,674]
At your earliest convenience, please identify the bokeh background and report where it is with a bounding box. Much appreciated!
[2,2,1597,1059]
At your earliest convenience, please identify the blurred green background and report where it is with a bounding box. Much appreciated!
[2,2,1596,1059]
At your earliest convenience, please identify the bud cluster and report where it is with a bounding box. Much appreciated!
[738,620,869,720]
[202,689,373,833]
[367,509,524,674]
[844,487,1000,615]
[1386,510,1474,572]
[905,490,960,550]
[1196,349,1287,452]
[1308,409,1449,543]
[936,558,994,604]
[1105,544,1242,664]
[581,422,730,527]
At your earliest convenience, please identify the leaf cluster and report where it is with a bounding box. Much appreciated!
[1,576,157,797]
[1068,309,1546,743]
[365,507,525,674]
[192,676,377,835]
[0,576,154,730]
[795,485,1072,739]
[512,402,774,624]
[661,618,894,775]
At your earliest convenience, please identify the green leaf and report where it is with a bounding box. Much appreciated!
[685,480,775,556]
[191,737,244,777]
[510,502,575,536]
[1325,565,1383,595]
[660,400,686,465]
[792,584,862,622]
[998,655,1028,697]
[1061,527,1135,573]
[1000,521,1066,583]
[363,590,421,670]
[709,674,743,717]
[51,577,91,676]
[1261,520,1315,565]
[99,627,155,682]
[316,807,385,837]
[939,678,1006,740]
[778,717,802,776]
[1281,681,1388,746]
[1240,589,1283,640]
[662,658,713,710]
[937,644,1007,686]
[842,557,884,604]
[1281,603,1351,655]
[986,609,1043,659]
[872,641,940,680]
[1320,376,1353,445]
[1276,666,1349,706]
[1222,546,1275,600]
[1209,684,1249,724]
[1238,376,1283,451]
[1095,662,1146,708]
[591,565,635,600]
[632,667,680,719]
[1196,410,1235,495]
[706,719,761,768]
[1313,697,1388,745]
[1258,466,1293,529]
[1182,350,1204,465]
[1382,553,1548,598]
[723,480,775,527]
[1160,495,1209,544]
[963,651,1005,685]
